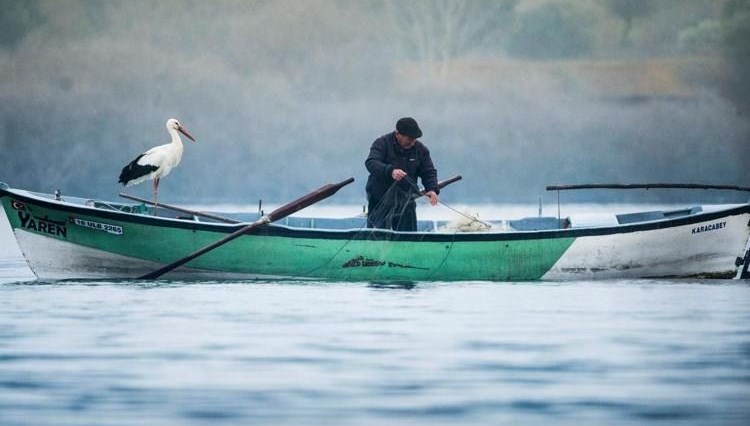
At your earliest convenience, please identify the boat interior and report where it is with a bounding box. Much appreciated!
[8,188,725,233]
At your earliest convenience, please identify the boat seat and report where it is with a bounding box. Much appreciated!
[278,216,437,231]
[91,201,149,215]
[281,216,369,230]
[616,206,702,224]
[508,216,569,231]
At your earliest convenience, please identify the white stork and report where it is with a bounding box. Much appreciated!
[118,118,196,214]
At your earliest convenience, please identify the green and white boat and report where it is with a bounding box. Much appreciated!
[2,180,750,281]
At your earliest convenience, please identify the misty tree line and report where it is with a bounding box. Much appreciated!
[3,1,747,82]
[1,0,749,204]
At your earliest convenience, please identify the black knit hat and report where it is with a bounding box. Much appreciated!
[396,117,422,139]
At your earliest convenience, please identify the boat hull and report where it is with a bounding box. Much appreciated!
[2,187,749,281]
[542,213,749,279]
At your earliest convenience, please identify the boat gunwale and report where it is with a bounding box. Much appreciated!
[2,186,750,243]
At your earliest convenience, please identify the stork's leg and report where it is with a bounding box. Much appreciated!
[153,178,160,216]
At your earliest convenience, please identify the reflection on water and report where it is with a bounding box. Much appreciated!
[367,280,418,290]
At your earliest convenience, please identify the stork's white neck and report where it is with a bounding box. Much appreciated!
[167,127,184,146]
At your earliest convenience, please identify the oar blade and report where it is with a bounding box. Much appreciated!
[267,178,354,221]
[412,175,462,199]
[437,175,462,190]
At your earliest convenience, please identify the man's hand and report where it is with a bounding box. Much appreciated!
[425,191,439,206]
[391,169,407,181]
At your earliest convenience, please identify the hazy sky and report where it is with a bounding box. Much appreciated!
[1,0,748,204]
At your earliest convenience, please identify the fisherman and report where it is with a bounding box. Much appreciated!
[365,117,440,231]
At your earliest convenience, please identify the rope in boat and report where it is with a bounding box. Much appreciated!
[431,200,493,230]
[403,179,493,229]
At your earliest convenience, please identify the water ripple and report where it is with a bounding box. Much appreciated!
[1,276,749,425]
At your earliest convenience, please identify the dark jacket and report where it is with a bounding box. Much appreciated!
[365,132,439,203]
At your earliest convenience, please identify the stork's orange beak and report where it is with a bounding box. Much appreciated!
[178,125,196,142]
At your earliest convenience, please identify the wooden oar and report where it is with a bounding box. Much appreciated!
[546,183,750,192]
[138,177,354,280]
[412,175,463,199]
[119,193,240,224]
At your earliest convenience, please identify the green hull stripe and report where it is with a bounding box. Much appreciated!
[2,197,574,281]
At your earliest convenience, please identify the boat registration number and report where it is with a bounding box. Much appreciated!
[72,218,123,235]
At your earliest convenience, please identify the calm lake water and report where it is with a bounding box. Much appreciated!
[1,206,750,425]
